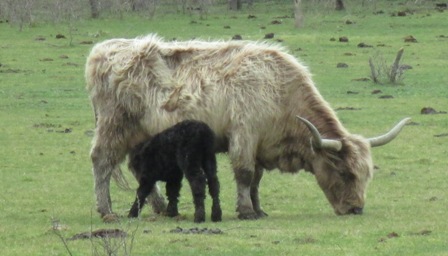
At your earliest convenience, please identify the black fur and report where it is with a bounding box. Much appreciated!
[127,120,222,223]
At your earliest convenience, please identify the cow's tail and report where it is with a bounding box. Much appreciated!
[111,166,132,191]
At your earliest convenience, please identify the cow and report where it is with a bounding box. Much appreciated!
[85,34,410,221]
[127,120,222,223]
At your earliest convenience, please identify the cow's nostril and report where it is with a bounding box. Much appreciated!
[349,207,363,215]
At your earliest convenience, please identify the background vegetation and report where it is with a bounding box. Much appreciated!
[1,0,447,255]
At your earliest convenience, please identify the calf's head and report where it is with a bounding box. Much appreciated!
[297,117,410,215]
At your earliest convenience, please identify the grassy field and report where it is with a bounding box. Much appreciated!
[1,1,447,255]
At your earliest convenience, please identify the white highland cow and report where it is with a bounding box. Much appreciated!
[85,34,409,221]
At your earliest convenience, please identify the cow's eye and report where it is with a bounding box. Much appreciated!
[339,171,355,182]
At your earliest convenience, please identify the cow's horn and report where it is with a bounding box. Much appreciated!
[368,118,411,147]
[296,116,342,152]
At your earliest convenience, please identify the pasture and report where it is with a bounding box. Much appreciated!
[1,1,447,255]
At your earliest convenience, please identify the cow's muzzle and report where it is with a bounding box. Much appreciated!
[348,207,363,215]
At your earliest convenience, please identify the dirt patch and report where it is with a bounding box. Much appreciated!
[339,36,349,42]
[169,226,223,235]
[232,34,242,40]
[264,33,274,39]
[404,35,417,43]
[294,236,317,244]
[0,68,29,74]
[379,232,399,242]
[336,107,361,111]
[80,40,94,45]
[358,42,373,48]
[68,229,127,241]
[62,62,79,67]
[421,107,447,114]
[410,230,432,236]
[352,77,370,82]
[33,123,61,129]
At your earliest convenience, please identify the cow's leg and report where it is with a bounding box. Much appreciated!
[146,184,167,214]
[251,165,268,218]
[91,109,142,221]
[91,143,126,221]
[229,134,258,220]
[234,168,258,219]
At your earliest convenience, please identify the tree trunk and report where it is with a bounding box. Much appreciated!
[228,0,242,10]
[89,0,100,18]
[335,0,345,10]
[130,0,137,12]
[293,0,303,28]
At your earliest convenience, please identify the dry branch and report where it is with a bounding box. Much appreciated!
[369,57,379,83]
[390,48,404,83]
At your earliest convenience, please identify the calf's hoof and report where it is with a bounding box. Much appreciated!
[194,216,206,223]
[128,212,138,218]
[211,209,222,222]
[165,210,179,218]
[102,213,119,223]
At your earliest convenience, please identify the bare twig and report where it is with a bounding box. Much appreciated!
[51,218,73,256]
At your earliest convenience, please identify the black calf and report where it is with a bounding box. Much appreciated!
[127,120,222,223]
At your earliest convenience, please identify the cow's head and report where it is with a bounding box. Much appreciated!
[297,117,410,215]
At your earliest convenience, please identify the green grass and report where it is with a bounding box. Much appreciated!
[1,1,447,255]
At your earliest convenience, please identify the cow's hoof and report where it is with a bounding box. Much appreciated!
[238,212,259,220]
[256,210,269,218]
[102,213,119,223]
[149,197,167,214]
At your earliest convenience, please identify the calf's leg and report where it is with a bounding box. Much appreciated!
[185,172,206,223]
[203,153,222,222]
[128,179,157,218]
[165,178,182,217]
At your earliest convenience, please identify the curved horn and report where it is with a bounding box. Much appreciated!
[296,116,342,152]
[369,118,411,147]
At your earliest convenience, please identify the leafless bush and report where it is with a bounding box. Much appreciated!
[369,48,407,85]
[52,212,139,256]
